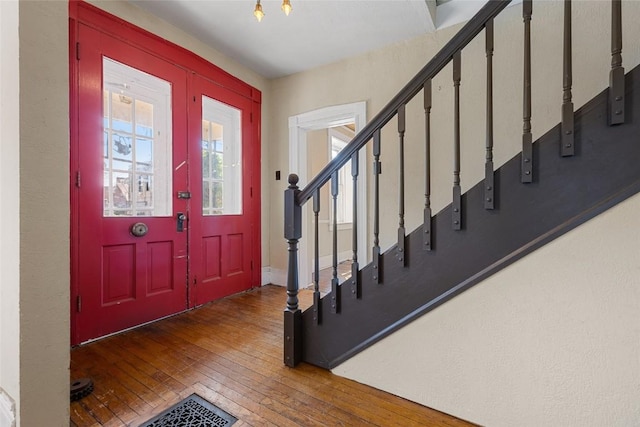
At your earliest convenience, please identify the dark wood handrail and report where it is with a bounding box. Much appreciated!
[296,0,512,205]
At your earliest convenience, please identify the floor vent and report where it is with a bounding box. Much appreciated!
[140,394,237,427]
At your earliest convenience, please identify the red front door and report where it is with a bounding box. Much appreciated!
[188,75,255,306]
[71,11,261,345]
[73,25,189,344]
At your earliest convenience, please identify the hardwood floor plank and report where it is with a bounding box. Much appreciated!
[192,382,280,427]
[77,394,120,426]
[70,285,475,427]
[70,401,101,427]
[71,349,146,425]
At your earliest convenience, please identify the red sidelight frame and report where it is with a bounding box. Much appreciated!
[69,0,262,344]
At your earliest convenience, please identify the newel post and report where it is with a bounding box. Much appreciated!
[284,174,302,367]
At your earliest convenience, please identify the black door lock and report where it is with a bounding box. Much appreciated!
[177,212,187,232]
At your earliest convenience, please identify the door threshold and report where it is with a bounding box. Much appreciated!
[73,308,191,347]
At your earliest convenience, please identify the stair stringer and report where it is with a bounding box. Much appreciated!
[300,64,640,370]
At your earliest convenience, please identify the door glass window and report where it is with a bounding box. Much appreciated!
[201,96,242,215]
[102,57,172,217]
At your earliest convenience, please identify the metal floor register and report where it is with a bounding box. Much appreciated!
[139,394,237,427]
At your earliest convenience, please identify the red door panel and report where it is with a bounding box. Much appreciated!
[73,24,188,344]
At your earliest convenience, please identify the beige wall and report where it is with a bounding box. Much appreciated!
[17,1,70,425]
[0,1,20,425]
[335,192,640,426]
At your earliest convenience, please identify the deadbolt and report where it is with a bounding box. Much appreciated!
[177,212,187,232]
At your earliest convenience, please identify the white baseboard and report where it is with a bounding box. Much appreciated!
[0,388,15,427]
[267,268,287,287]
[261,266,271,286]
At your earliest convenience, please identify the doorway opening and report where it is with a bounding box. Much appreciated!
[288,102,367,288]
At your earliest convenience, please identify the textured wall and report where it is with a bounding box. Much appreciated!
[18,1,70,425]
[334,192,640,426]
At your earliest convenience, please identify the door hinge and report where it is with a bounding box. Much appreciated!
[76,42,80,60]
[76,171,81,188]
[250,187,253,197]
[76,295,82,313]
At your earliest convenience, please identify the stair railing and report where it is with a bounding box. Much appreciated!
[284,0,626,367]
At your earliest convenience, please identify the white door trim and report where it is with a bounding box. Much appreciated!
[288,101,368,286]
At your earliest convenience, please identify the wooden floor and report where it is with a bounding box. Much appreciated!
[71,285,474,427]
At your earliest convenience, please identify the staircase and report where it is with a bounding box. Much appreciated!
[283,0,639,369]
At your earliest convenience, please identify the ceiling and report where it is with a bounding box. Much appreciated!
[129,0,491,79]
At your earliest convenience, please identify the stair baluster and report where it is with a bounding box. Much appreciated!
[313,188,321,324]
[372,129,382,284]
[521,0,533,183]
[330,171,340,313]
[350,152,361,298]
[397,105,407,264]
[609,0,625,125]
[561,0,575,157]
[424,80,433,250]
[485,19,495,209]
[452,51,462,230]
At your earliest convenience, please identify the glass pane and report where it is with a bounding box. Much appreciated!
[201,96,242,216]
[212,153,223,179]
[202,143,210,178]
[103,57,172,217]
[136,138,153,171]
[112,133,132,160]
[135,100,153,137]
[111,92,133,133]
[212,182,223,209]
[103,131,109,159]
[202,120,210,141]
[112,174,132,210]
[103,171,110,209]
[202,180,210,209]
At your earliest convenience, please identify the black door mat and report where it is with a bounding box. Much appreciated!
[139,394,237,427]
